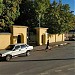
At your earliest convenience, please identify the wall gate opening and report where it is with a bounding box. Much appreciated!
[17,35,21,43]
[27,28,37,46]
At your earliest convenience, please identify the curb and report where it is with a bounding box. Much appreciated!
[52,42,69,48]
[33,42,70,52]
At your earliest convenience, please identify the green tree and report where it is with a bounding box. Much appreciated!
[0,0,22,32]
[44,0,75,34]
[0,0,5,31]
[61,4,74,32]
[15,0,37,28]
[34,0,50,27]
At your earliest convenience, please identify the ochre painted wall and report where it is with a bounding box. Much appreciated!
[35,27,48,45]
[48,34,56,43]
[0,25,28,50]
[48,34,65,43]
[35,28,65,45]
[0,33,11,50]
[11,25,28,44]
[0,26,65,50]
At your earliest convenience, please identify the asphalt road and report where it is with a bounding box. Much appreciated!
[0,41,75,75]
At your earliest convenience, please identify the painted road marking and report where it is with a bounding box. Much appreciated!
[40,72,48,75]
[37,63,75,75]
[68,68,75,70]
[55,69,62,72]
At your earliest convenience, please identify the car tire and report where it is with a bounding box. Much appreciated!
[6,55,12,61]
[26,51,30,56]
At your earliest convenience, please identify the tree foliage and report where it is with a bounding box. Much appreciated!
[44,0,75,34]
[15,0,50,28]
[34,0,50,27]
[15,0,37,28]
[0,0,22,32]
[0,0,75,34]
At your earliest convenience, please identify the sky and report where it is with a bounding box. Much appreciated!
[50,0,75,15]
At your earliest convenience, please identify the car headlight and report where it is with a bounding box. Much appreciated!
[0,54,2,57]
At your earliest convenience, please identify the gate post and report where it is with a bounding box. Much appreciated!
[35,27,48,45]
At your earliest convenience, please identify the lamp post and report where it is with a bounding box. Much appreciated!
[38,14,41,28]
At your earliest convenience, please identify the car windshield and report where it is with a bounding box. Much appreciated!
[6,45,15,50]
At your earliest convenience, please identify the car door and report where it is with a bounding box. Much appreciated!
[20,45,27,54]
[12,45,21,56]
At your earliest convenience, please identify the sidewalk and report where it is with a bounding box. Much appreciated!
[33,41,70,51]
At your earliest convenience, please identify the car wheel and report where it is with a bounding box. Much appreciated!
[6,55,12,61]
[26,51,30,56]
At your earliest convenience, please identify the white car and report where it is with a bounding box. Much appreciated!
[0,44,33,61]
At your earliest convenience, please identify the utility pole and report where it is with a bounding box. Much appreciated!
[38,14,41,28]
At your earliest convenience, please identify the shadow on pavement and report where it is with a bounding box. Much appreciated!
[8,57,75,62]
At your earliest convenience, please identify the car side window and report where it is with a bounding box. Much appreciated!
[25,44,29,47]
[15,46,20,50]
[21,45,25,49]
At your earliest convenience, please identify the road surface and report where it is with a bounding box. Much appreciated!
[0,41,75,75]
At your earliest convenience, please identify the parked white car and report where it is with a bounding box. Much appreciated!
[0,44,33,61]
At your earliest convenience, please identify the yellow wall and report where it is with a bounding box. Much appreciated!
[48,34,65,43]
[35,28,65,45]
[0,33,11,50]
[0,25,28,50]
[48,34,56,43]
[0,26,65,50]
[56,34,63,42]
[35,27,65,45]
[11,25,28,44]
[35,27,48,45]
